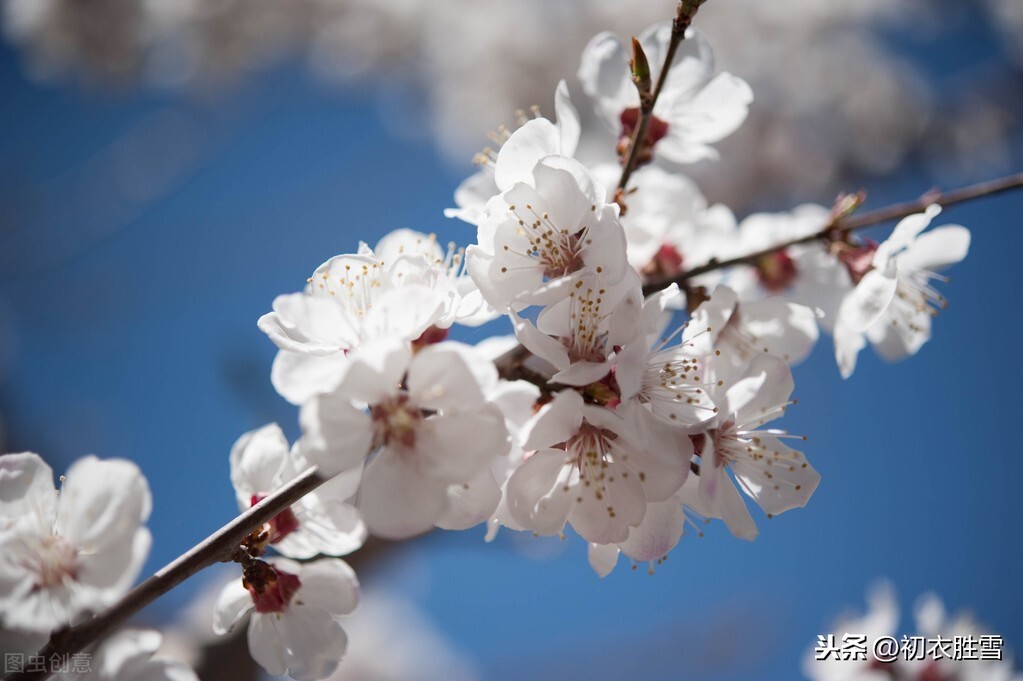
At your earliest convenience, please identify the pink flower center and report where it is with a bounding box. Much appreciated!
[250,495,301,544]
[618,108,670,167]
[836,241,879,285]
[371,393,424,449]
[25,534,79,591]
[642,243,686,280]
[244,562,301,614]
[756,250,798,292]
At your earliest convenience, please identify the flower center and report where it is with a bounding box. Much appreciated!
[371,393,424,449]
[642,243,686,280]
[505,203,587,279]
[25,534,79,591]
[756,250,798,292]
[244,561,301,614]
[562,282,611,363]
[836,241,879,285]
[617,108,670,167]
[250,495,301,544]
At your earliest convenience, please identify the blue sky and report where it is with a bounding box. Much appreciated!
[1,15,1021,681]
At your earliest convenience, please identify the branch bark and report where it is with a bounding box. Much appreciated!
[4,467,330,681]
[640,171,1023,296]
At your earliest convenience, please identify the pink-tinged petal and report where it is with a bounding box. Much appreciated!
[615,403,692,501]
[726,354,794,429]
[587,542,620,578]
[247,615,286,677]
[523,389,584,451]
[505,449,573,536]
[407,341,494,411]
[554,79,581,157]
[299,396,374,477]
[732,437,820,515]
[293,558,359,617]
[359,452,447,540]
[698,460,758,541]
[436,469,502,531]
[494,119,560,191]
[413,408,509,484]
[568,457,648,546]
[57,457,151,548]
[899,225,970,272]
[213,579,255,635]
[229,424,290,510]
[0,452,54,522]
[271,349,348,406]
[619,495,685,562]
[277,605,348,681]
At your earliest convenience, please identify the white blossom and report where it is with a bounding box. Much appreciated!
[0,453,151,633]
[833,205,971,378]
[579,22,752,164]
[299,340,510,539]
[213,558,358,681]
[229,424,366,559]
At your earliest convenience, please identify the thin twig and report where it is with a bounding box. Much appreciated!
[4,467,331,681]
[616,0,707,196]
[640,171,1023,296]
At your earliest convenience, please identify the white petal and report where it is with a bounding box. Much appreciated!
[57,457,151,549]
[213,579,254,635]
[587,542,620,578]
[407,341,494,411]
[698,464,758,541]
[554,79,581,157]
[247,615,286,677]
[494,119,560,191]
[271,350,349,405]
[732,437,820,515]
[229,424,290,510]
[359,452,447,540]
[435,469,502,531]
[577,31,634,128]
[299,394,374,477]
[0,452,55,523]
[899,225,970,271]
[726,354,794,429]
[619,495,685,562]
[522,389,584,451]
[505,449,573,536]
[278,606,348,681]
[413,408,509,484]
[294,558,359,617]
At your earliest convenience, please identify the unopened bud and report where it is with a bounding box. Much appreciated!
[630,37,653,107]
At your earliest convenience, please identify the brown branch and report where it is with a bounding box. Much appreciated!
[640,171,1023,296]
[616,0,708,196]
[4,466,332,681]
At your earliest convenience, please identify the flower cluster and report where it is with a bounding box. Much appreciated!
[0,8,980,681]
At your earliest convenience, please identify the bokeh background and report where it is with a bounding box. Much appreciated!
[1,1,1021,679]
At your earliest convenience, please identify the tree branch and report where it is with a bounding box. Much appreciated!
[4,466,332,681]
[640,171,1023,296]
[616,0,707,196]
